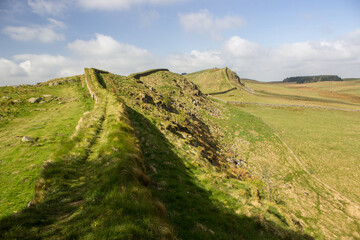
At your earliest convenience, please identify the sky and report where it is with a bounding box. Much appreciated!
[0,0,359,85]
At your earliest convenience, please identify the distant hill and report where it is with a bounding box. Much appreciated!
[283,75,342,83]
[184,67,243,94]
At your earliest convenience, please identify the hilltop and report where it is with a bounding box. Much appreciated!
[184,67,243,95]
[0,67,359,239]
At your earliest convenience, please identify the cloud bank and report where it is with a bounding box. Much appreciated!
[1,30,360,86]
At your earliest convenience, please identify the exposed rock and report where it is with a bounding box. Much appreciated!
[12,100,21,103]
[22,136,34,142]
[43,95,53,98]
[49,82,61,86]
[28,97,42,103]
[138,93,154,104]
[2,96,9,99]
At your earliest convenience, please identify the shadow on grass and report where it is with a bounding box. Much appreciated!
[0,154,90,239]
[128,107,314,240]
[0,104,314,240]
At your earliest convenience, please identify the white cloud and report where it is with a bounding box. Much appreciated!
[68,33,148,57]
[77,0,185,11]
[0,55,71,85]
[67,33,157,73]
[28,0,70,15]
[167,50,225,73]
[0,34,159,86]
[223,36,264,58]
[179,9,245,39]
[1,30,360,86]
[164,30,360,81]
[225,30,360,81]
[3,18,66,43]
[0,58,27,85]
[12,54,75,84]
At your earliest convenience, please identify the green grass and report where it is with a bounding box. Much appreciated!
[0,70,176,239]
[0,82,93,218]
[185,68,235,94]
[128,107,311,239]
[185,68,360,238]
[1,67,358,239]
[241,106,360,203]
[236,79,360,109]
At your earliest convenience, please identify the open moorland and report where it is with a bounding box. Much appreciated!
[0,68,359,239]
[185,69,360,238]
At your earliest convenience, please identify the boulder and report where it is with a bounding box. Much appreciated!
[28,97,42,103]
[42,95,53,98]
[22,136,34,142]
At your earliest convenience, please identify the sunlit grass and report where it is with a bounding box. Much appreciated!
[0,83,93,217]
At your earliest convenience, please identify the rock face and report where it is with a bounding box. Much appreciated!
[22,136,34,142]
[28,97,42,103]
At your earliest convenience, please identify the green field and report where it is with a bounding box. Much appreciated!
[1,68,359,239]
[240,106,360,203]
[0,80,93,217]
[185,70,360,239]
[215,78,360,111]
[185,67,243,94]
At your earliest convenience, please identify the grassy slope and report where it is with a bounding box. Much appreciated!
[0,80,93,217]
[185,69,360,239]
[2,67,358,239]
[97,69,313,239]
[0,69,176,239]
[242,106,360,203]
[185,68,239,94]
[217,79,360,110]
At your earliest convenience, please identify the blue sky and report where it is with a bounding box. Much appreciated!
[0,0,359,85]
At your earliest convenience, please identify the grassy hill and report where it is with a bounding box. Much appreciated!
[185,68,360,239]
[0,67,359,239]
[184,67,243,94]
